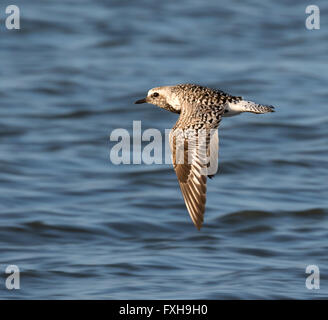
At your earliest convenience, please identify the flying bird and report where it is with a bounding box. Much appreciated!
[135,84,275,230]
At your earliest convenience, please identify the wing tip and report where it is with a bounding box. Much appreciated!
[193,216,204,230]
[195,224,202,231]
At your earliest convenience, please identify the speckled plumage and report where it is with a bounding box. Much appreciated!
[135,83,275,230]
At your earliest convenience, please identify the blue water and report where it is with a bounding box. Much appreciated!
[0,0,327,299]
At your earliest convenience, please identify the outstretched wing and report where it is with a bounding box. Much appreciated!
[169,127,219,230]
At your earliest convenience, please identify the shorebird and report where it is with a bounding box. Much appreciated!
[135,84,275,230]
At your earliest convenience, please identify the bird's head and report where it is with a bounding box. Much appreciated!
[135,86,181,113]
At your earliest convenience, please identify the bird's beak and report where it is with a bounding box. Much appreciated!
[134,98,147,104]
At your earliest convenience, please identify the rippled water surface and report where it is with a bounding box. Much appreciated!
[0,0,328,299]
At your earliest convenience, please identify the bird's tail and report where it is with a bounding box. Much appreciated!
[239,100,275,114]
[223,99,275,117]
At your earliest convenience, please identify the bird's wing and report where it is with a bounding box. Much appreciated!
[169,127,219,230]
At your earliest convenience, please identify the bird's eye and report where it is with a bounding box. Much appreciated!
[152,92,159,97]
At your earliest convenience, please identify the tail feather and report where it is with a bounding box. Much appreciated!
[242,100,275,114]
[223,100,275,117]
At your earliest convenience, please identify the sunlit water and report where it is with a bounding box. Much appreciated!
[0,0,327,299]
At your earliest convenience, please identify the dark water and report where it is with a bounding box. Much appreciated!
[0,0,328,299]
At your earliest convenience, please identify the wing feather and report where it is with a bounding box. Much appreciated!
[170,129,217,230]
[169,98,222,229]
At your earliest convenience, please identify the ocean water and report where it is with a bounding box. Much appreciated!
[0,0,327,299]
